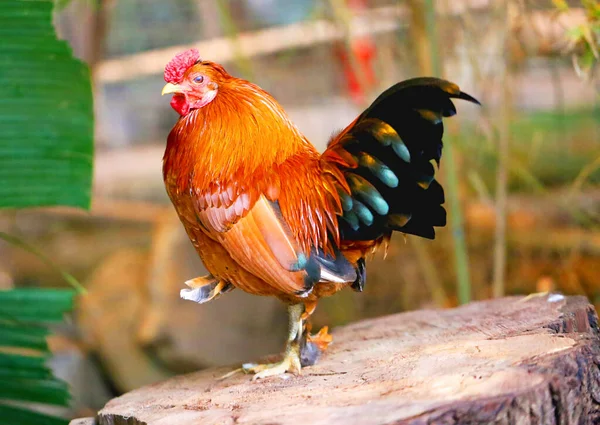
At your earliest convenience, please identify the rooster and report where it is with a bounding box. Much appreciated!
[161,48,479,379]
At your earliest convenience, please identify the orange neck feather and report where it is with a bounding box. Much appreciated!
[163,79,318,194]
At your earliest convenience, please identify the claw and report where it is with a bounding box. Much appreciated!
[184,275,215,288]
[518,291,549,303]
[243,351,301,380]
[218,304,306,381]
[218,367,243,380]
[307,326,333,352]
[220,348,302,381]
[180,276,234,304]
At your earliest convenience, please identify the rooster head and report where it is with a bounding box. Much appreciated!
[161,49,229,116]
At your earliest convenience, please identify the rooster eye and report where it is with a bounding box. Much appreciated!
[193,75,204,84]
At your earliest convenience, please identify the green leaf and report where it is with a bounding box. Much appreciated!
[0,365,53,380]
[567,25,586,41]
[0,403,67,425]
[0,352,50,371]
[0,323,50,351]
[0,289,75,322]
[0,289,73,425]
[54,0,73,10]
[552,0,570,12]
[0,377,70,406]
[0,2,88,423]
[54,0,99,12]
[0,0,94,210]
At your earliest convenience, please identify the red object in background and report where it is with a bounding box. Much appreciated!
[334,0,377,105]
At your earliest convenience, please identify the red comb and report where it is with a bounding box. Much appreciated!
[164,49,201,83]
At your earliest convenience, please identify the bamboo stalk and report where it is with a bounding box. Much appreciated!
[422,0,472,304]
[492,1,515,298]
[215,0,255,80]
[423,0,441,76]
[492,71,510,298]
[444,141,472,304]
[408,0,433,75]
[404,0,453,306]
[410,238,448,306]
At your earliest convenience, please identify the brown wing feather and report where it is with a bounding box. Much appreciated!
[197,194,309,295]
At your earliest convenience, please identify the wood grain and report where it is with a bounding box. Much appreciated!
[97,295,600,424]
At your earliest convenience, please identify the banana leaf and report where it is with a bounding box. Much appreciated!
[0,0,94,210]
[0,1,95,424]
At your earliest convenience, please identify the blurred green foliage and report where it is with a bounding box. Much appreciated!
[0,290,75,425]
[0,1,95,424]
[458,109,600,193]
[554,0,600,79]
[0,0,93,209]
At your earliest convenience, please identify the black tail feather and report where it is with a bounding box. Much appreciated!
[329,77,479,242]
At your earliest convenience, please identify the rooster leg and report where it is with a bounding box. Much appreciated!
[242,303,304,380]
[303,301,332,351]
[299,303,333,367]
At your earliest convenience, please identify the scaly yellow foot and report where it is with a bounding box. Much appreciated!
[518,291,549,303]
[219,304,305,381]
[242,347,301,380]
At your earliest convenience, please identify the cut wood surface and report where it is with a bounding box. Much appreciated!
[97,295,600,425]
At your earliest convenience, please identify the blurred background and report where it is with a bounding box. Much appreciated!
[0,0,598,419]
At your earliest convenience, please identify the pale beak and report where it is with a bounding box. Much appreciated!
[161,83,181,96]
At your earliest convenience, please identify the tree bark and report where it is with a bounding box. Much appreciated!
[90,295,600,424]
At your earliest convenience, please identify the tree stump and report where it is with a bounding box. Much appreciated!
[96,295,600,424]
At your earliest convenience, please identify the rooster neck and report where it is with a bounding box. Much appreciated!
[163,80,317,195]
